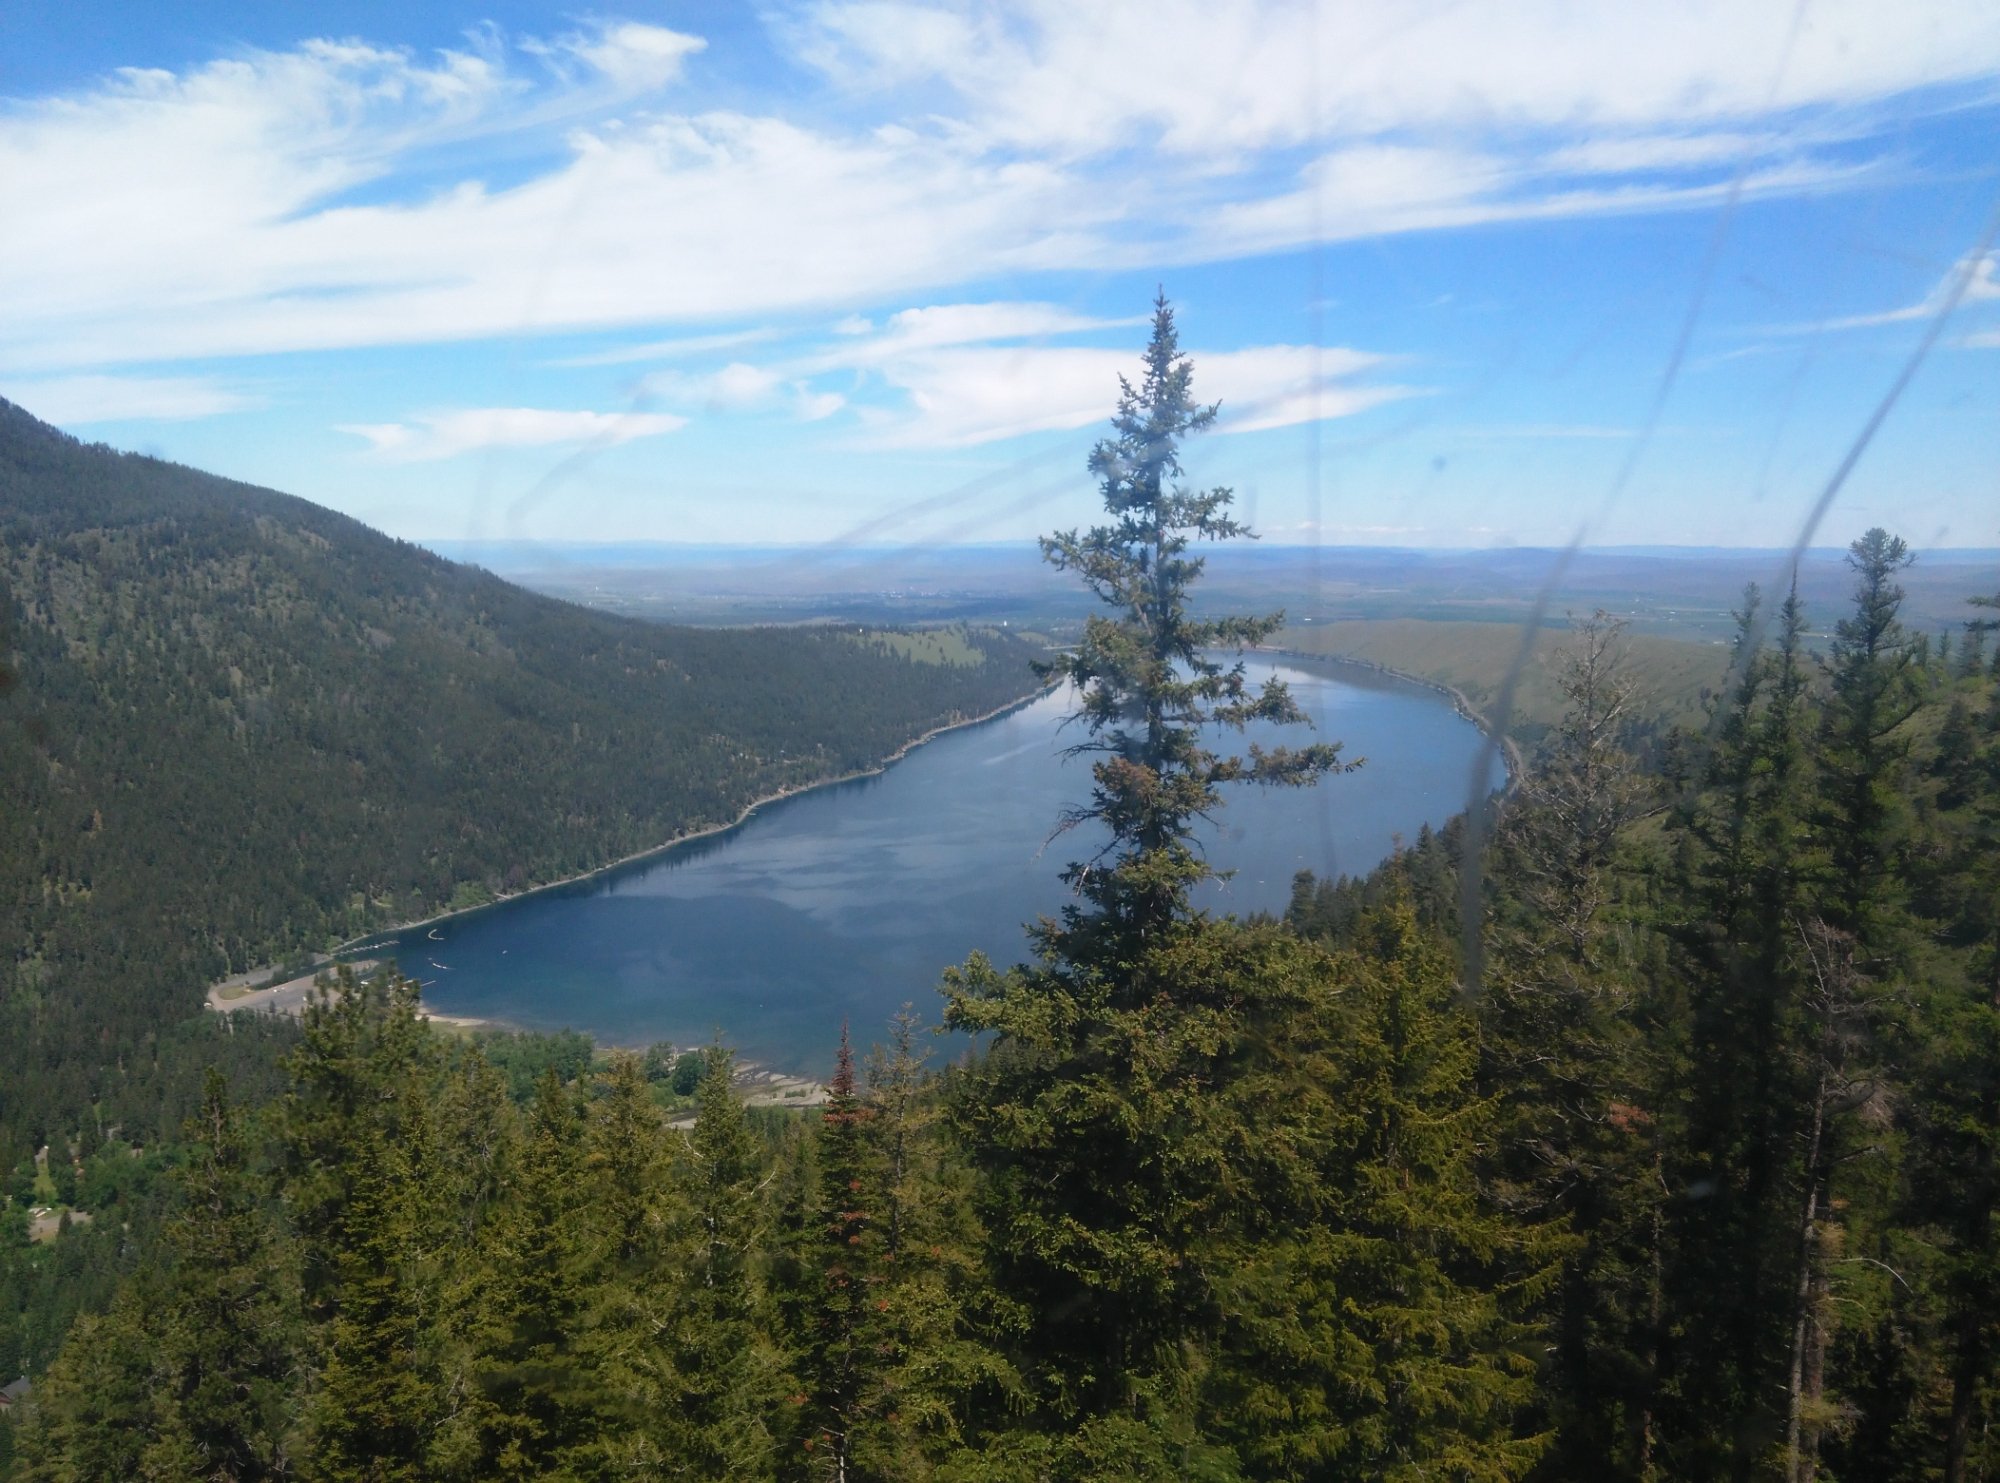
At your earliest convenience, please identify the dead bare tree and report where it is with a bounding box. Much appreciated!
[1508,610,1652,966]
[1785,918,1884,1483]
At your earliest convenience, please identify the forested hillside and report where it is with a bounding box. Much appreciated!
[0,398,1043,1158]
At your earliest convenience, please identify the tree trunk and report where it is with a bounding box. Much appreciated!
[1945,1300,1984,1483]
[1943,961,2000,1483]
[1787,1070,1829,1483]
[1637,1152,1664,1483]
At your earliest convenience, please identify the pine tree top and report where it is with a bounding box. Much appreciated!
[1034,293,1352,961]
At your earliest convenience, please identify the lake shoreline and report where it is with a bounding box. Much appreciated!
[207,963,828,1102]
[210,654,1502,1074]
[210,684,1055,1001]
[1254,645,1523,797]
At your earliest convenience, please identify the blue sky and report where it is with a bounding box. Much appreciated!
[3,2,1998,550]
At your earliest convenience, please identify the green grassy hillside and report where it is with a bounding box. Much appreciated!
[1276,617,1731,737]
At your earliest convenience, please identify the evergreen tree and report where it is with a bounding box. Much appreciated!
[944,295,1345,1447]
[1501,610,1650,965]
[141,1071,293,1482]
[800,1024,873,1479]
[306,1132,433,1483]
[1966,579,2000,640]
[1661,580,1821,1475]
[277,969,438,1328]
[460,1070,597,1481]
[1477,614,1658,1476]
[12,1294,158,1483]
[1817,528,1918,948]
[1900,621,2000,1480]
[275,969,445,1480]
[851,1011,1013,1477]
[587,1053,670,1272]
[1018,289,1346,960]
[1779,920,1886,1483]
[418,1049,519,1478]
[1205,906,1553,1481]
[576,1052,679,1479]
[663,1044,780,1479]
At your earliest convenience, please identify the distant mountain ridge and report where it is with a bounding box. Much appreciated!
[0,399,1042,1148]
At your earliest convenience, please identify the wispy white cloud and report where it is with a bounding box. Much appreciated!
[1543,133,1783,175]
[792,0,2000,152]
[2,4,1996,375]
[552,327,779,367]
[530,20,706,92]
[337,406,686,461]
[628,297,1412,447]
[1213,346,1422,435]
[1192,147,1867,260]
[811,301,1147,365]
[0,22,705,342]
[1,373,257,424]
[795,386,848,420]
[0,33,1109,372]
[847,345,1125,447]
[644,361,789,413]
[842,337,1413,448]
[1798,250,2000,331]
[632,300,1170,437]
[640,361,853,422]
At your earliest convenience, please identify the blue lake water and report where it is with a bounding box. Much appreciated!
[359,658,1503,1071]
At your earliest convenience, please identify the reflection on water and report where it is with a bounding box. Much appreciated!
[369,660,1505,1071]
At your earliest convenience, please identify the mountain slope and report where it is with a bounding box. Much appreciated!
[0,400,1042,1147]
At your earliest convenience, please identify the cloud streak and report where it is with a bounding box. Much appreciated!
[612,299,1414,447]
[551,327,781,367]
[1801,250,2000,332]
[0,32,1109,372]
[842,338,1414,448]
[3,5,1993,377]
[337,407,686,461]
[793,0,2000,150]
[0,373,257,424]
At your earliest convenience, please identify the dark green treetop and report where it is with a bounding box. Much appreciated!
[1819,526,1919,944]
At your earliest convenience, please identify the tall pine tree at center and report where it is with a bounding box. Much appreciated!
[943,294,1347,1464]
[1020,292,1345,964]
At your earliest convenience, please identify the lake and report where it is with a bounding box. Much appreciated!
[359,657,1504,1071]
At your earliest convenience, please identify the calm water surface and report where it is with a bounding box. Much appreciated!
[362,659,1503,1070]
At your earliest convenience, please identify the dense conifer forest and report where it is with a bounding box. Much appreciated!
[0,395,1044,1242]
[4,310,2000,1478]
